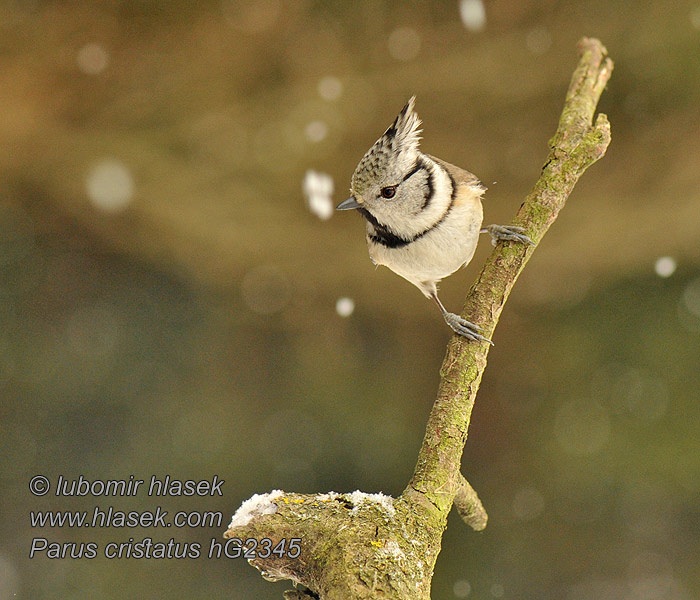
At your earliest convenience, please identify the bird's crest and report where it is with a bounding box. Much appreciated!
[351,97,422,195]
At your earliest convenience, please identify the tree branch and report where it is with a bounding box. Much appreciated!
[454,473,487,531]
[225,38,613,599]
[402,36,613,520]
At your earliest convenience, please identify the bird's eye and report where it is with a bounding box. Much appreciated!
[380,186,396,199]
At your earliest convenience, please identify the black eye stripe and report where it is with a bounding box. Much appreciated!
[374,160,427,198]
[402,162,423,182]
[420,167,435,211]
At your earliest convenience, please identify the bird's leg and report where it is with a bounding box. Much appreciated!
[430,292,493,345]
[480,224,535,247]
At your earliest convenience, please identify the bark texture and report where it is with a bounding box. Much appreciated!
[225,37,613,599]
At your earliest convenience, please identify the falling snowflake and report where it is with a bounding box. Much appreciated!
[85,159,134,213]
[459,0,486,32]
[303,170,334,220]
[654,256,676,278]
[336,297,355,317]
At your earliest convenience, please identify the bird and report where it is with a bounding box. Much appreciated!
[337,97,533,343]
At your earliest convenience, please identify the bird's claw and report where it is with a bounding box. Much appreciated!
[481,224,535,247]
[443,312,493,345]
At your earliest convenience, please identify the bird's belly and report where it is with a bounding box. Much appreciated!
[368,213,481,294]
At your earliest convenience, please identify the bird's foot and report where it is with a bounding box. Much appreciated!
[443,312,493,345]
[481,224,535,247]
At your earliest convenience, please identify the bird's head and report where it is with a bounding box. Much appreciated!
[338,97,432,223]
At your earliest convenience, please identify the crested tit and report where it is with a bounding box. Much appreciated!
[338,97,532,343]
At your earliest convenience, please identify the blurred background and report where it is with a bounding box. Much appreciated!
[1,0,699,598]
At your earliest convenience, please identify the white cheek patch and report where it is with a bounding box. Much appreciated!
[430,162,453,210]
[404,159,454,233]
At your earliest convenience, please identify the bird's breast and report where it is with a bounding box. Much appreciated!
[366,193,483,288]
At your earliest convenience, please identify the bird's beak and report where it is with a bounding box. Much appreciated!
[336,196,362,211]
